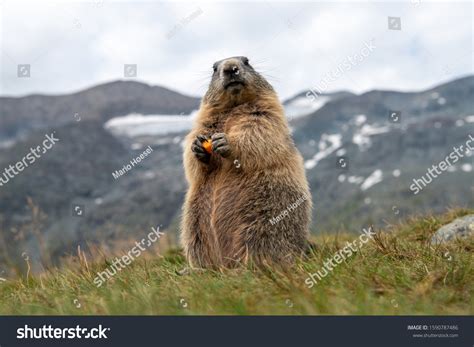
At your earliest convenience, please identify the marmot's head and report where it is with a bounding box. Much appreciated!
[203,56,275,109]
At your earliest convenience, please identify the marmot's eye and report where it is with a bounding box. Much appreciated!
[213,64,218,73]
[243,58,249,66]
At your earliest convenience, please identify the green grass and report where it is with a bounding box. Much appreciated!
[0,209,472,315]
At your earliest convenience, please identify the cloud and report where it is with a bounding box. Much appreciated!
[0,0,472,100]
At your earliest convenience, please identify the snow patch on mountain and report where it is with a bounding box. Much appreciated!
[104,111,198,137]
[354,114,367,126]
[361,170,383,190]
[348,176,364,184]
[285,95,330,119]
[304,133,342,169]
[461,164,472,172]
[352,124,391,151]
[0,139,17,149]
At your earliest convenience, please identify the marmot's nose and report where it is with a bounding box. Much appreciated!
[223,65,240,77]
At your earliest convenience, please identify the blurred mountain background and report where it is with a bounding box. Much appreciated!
[0,75,473,270]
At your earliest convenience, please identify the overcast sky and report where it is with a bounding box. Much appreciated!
[0,0,472,100]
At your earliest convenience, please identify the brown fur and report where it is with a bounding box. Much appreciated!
[181,57,312,268]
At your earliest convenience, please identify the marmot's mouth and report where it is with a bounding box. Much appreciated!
[225,80,245,89]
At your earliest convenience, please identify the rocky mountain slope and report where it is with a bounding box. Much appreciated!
[0,80,201,142]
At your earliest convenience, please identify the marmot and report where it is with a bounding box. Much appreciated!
[181,56,312,268]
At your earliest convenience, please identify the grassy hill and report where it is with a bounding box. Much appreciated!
[0,209,472,315]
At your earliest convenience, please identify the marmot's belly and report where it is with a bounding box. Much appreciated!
[198,173,308,257]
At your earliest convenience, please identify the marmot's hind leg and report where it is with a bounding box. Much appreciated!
[182,197,223,269]
[183,224,221,269]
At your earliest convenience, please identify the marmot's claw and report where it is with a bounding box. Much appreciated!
[192,136,210,163]
[196,134,210,142]
[211,133,231,158]
[211,133,225,141]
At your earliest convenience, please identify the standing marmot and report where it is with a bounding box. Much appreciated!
[181,56,312,268]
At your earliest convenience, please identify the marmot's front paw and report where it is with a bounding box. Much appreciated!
[211,133,231,158]
[192,135,211,163]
